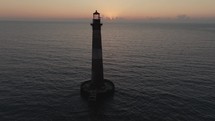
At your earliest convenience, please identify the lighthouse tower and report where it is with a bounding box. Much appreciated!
[91,10,104,89]
[81,11,115,101]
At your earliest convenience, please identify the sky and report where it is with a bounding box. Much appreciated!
[0,0,215,21]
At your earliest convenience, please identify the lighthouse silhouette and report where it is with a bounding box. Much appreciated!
[81,10,115,101]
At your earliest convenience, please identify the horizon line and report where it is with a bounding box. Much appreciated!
[1,17,215,23]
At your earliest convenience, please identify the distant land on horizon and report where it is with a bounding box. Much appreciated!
[1,17,215,24]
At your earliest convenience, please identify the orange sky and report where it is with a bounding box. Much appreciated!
[0,0,215,20]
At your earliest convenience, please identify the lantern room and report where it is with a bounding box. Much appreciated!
[93,10,100,20]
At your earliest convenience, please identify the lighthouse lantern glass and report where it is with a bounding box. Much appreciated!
[93,11,100,20]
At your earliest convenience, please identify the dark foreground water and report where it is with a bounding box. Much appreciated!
[0,21,215,121]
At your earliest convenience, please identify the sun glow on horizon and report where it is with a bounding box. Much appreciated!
[102,11,120,20]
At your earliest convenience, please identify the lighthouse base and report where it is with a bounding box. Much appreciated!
[81,79,115,101]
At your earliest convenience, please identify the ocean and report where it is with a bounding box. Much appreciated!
[0,21,215,121]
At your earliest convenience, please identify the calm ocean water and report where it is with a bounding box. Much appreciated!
[0,21,215,121]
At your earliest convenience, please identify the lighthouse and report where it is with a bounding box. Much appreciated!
[81,11,115,101]
[91,10,104,89]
